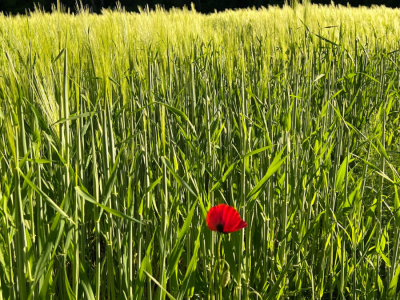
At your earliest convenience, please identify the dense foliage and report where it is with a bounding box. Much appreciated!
[0,0,399,14]
[0,3,400,300]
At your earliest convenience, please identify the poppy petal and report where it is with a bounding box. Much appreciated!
[206,205,222,231]
[234,220,248,232]
[220,205,231,227]
[223,207,242,233]
[206,204,246,234]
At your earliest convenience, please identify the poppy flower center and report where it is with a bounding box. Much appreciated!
[216,223,224,233]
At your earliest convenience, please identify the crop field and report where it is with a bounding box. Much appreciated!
[0,2,400,299]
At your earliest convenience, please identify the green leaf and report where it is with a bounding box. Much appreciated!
[37,259,55,300]
[51,48,65,63]
[388,263,400,298]
[0,234,11,285]
[211,145,273,192]
[242,145,272,159]
[394,184,400,227]
[378,250,391,268]
[18,148,32,169]
[377,275,384,295]
[211,161,237,192]
[154,101,196,135]
[376,139,389,161]
[247,147,286,201]
[52,111,98,126]
[176,226,201,300]
[166,199,198,279]
[212,123,225,143]
[79,263,95,300]
[28,187,71,300]
[16,167,75,224]
[314,33,339,46]
[144,176,163,198]
[335,155,353,192]
[144,271,177,300]
[100,146,124,208]
[161,157,198,198]
[75,186,143,224]
[314,74,325,82]
[266,211,325,300]
[27,158,54,164]
[319,102,329,119]
[135,233,155,298]
[64,266,76,300]
[358,72,380,84]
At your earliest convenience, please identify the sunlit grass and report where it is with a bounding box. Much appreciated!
[0,2,400,299]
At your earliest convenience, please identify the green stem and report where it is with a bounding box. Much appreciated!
[208,234,223,299]
[219,235,223,299]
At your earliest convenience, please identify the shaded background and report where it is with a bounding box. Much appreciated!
[0,0,399,15]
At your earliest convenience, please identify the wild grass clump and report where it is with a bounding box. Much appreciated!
[0,2,400,299]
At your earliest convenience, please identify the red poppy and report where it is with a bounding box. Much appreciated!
[206,204,247,234]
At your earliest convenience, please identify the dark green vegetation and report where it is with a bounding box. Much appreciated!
[0,4,400,300]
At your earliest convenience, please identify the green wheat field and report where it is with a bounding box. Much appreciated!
[0,2,400,299]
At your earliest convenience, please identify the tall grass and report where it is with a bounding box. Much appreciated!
[0,2,400,299]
